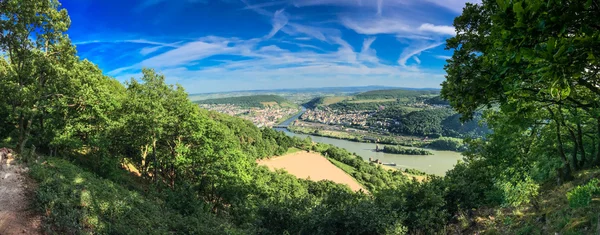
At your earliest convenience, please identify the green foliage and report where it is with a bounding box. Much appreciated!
[355,89,439,100]
[427,137,466,151]
[327,157,357,174]
[496,175,539,207]
[368,106,489,138]
[196,95,294,108]
[317,144,408,193]
[382,145,433,155]
[395,108,454,137]
[567,178,600,208]
[302,97,323,109]
[403,168,427,176]
[425,96,450,106]
[328,100,396,111]
[30,158,242,235]
[377,178,449,234]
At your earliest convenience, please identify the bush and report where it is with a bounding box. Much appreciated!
[30,158,242,235]
[567,178,600,208]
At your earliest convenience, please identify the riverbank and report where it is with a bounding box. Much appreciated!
[289,125,424,147]
[276,108,304,125]
[288,123,465,152]
[378,164,428,182]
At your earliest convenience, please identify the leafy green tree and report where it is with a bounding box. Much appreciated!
[0,0,76,153]
[443,0,600,179]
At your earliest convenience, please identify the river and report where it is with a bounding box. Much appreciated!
[275,107,462,176]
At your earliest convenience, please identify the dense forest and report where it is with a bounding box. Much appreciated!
[368,107,490,138]
[354,89,440,100]
[195,95,294,108]
[1,0,599,234]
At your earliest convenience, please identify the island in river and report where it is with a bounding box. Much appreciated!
[275,107,462,176]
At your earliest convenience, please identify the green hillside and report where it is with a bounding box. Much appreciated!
[195,95,296,108]
[3,0,600,234]
[355,89,439,100]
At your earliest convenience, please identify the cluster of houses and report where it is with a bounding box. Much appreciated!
[300,108,371,127]
[199,104,298,127]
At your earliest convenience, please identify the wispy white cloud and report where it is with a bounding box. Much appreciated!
[75,39,182,47]
[266,9,289,39]
[242,0,288,10]
[341,17,454,37]
[398,41,444,67]
[413,56,421,64]
[136,0,208,11]
[96,0,461,92]
[359,37,378,63]
[108,35,447,93]
[341,17,412,35]
[423,0,480,13]
[376,0,383,15]
[140,46,164,56]
[418,23,455,35]
[434,55,452,60]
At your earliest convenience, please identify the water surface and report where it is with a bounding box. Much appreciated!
[275,106,463,176]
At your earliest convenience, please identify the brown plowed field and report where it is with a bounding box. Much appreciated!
[258,152,366,192]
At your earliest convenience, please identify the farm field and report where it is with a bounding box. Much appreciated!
[257,151,366,192]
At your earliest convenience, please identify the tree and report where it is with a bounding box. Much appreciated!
[0,0,76,153]
[443,0,600,179]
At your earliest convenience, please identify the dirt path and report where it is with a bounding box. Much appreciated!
[258,151,366,192]
[0,158,40,235]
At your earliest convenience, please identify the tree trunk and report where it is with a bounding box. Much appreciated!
[596,117,600,166]
[558,109,581,170]
[152,137,157,185]
[576,122,586,167]
[17,114,31,155]
[548,108,573,180]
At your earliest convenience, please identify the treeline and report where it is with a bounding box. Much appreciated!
[424,96,450,106]
[195,95,291,108]
[369,107,490,138]
[302,97,323,109]
[0,2,443,234]
[382,145,433,155]
[355,89,439,100]
[3,0,600,233]
[328,100,397,111]
[314,144,409,193]
[426,137,465,152]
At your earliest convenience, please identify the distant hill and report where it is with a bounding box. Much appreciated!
[304,88,442,110]
[355,88,440,100]
[195,95,296,108]
[191,86,399,95]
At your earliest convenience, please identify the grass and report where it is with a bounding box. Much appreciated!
[347,98,397,104]
[29,158,243,235]
[285,147,302,155]
[327,157,357,174]
[460,168,600,234]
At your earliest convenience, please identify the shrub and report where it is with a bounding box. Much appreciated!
[30,158,242,235]
[567,178,600,208]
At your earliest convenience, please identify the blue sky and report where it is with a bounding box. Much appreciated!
[62,0,478,93]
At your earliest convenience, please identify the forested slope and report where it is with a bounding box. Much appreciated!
[1,0,599,234]
[196,95,295,108]
[355,89,439,100]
